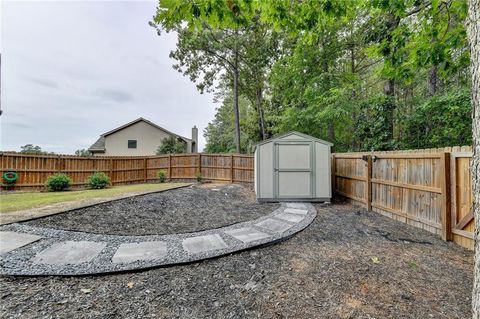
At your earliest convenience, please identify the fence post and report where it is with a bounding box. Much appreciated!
[58,155,65,173]
[331,154,336,196]
[366,155,372,211]
[143,158,147,183]
[109,158,114,185]
[168,154,172,181]
[230,154,234,183]
[441,152,452,241]
[198,153,202,176]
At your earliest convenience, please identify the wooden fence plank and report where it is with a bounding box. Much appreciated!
[366,155,372,211]
[440,152,452,241]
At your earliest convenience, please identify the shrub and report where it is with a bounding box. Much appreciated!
[157,170,167,183]
[86,172,111,189]
[195,171,203,182]
[45,173,72,191]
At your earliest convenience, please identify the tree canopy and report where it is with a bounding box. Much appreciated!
[153,0,471,153]
[156,136,187,154]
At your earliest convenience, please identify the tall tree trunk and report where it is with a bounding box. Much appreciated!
[328,123,335,152]
[384,12,399,143]
[351,44,358,150]
[383,79,396,144]
[256,87,266,140]
[322,50,335,144]
[427,65,438,96]
[383,79,395,97]
[467,1,480,317]
[233,34,241,153]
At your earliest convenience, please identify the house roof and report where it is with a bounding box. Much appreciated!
[253,131,333,150]
[89,136,106,152]
[88,117,193,153]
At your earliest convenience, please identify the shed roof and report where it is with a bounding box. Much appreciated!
[253,131,333,149]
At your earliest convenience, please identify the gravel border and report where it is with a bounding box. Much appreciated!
[0,203,317,276]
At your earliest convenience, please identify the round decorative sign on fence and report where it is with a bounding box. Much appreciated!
[2,171,18,183]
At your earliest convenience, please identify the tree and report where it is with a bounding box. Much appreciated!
[74,149,92,157]
[20,144,47,154]
[238,19,281,141]
[204,88,254,153]
[156,136,186,155]
[402,89,472,148]
[466,0,479,316]
[152,1,257,153]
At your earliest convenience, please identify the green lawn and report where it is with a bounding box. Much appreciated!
[0,183,190,213]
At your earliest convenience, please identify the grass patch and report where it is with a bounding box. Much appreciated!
[0,183,190,213]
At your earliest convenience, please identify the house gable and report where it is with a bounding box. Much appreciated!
[88,118,193,156]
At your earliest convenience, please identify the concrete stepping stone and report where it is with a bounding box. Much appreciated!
[255,218,293,233]
[224,227,270,243]
[286,203,306,209]
[275,212,305,223]
[0,231,42,255]
[284,208,308,215]
[112,241,167,264]
[182,234,227,254]
[32,241,106,265]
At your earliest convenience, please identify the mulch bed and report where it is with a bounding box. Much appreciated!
[1,200,473,318]
[24,184,279,235]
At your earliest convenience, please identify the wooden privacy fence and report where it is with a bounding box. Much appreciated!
[332,146,474,250]
[2,147,474,250]
[0,153,254,190]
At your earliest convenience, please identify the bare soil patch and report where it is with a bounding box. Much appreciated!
[24,184,279,235]
[1,202,473,318]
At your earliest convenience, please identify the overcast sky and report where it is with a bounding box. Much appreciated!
[0,0,216,153]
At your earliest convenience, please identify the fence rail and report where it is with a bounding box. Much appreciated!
[0,153,254,189]
[332,146,474,250]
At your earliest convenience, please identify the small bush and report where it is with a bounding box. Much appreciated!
[157,170,167,183]
[86,172,110,189]
[195,171,203,182]
[45,173,72,191]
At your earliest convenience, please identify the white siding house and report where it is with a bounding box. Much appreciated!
[88,118,198,156]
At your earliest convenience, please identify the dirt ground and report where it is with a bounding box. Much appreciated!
[1,198,473,318]
[24,184,279,235]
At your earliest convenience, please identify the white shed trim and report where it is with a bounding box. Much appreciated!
[253,131,333,150]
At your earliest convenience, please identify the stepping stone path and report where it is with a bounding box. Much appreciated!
[182,234,228,254]
[255,218,293,233]
[32,241,107,265]
[224,227,270,243]
[112,241,167,264]
[0,202,317,276]
[275,212,305,223]
[0,231,42,255]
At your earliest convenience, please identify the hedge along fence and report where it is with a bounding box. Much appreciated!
[0,153,254,190]
[332,146,474,250]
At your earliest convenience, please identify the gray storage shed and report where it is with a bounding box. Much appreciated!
[254,132,333,202]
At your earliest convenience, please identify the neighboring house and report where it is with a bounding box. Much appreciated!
[88,118,198,156]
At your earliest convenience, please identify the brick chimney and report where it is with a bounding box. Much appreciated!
[191,125,198,153]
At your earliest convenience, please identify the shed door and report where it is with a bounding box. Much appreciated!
[274,142,313,198]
